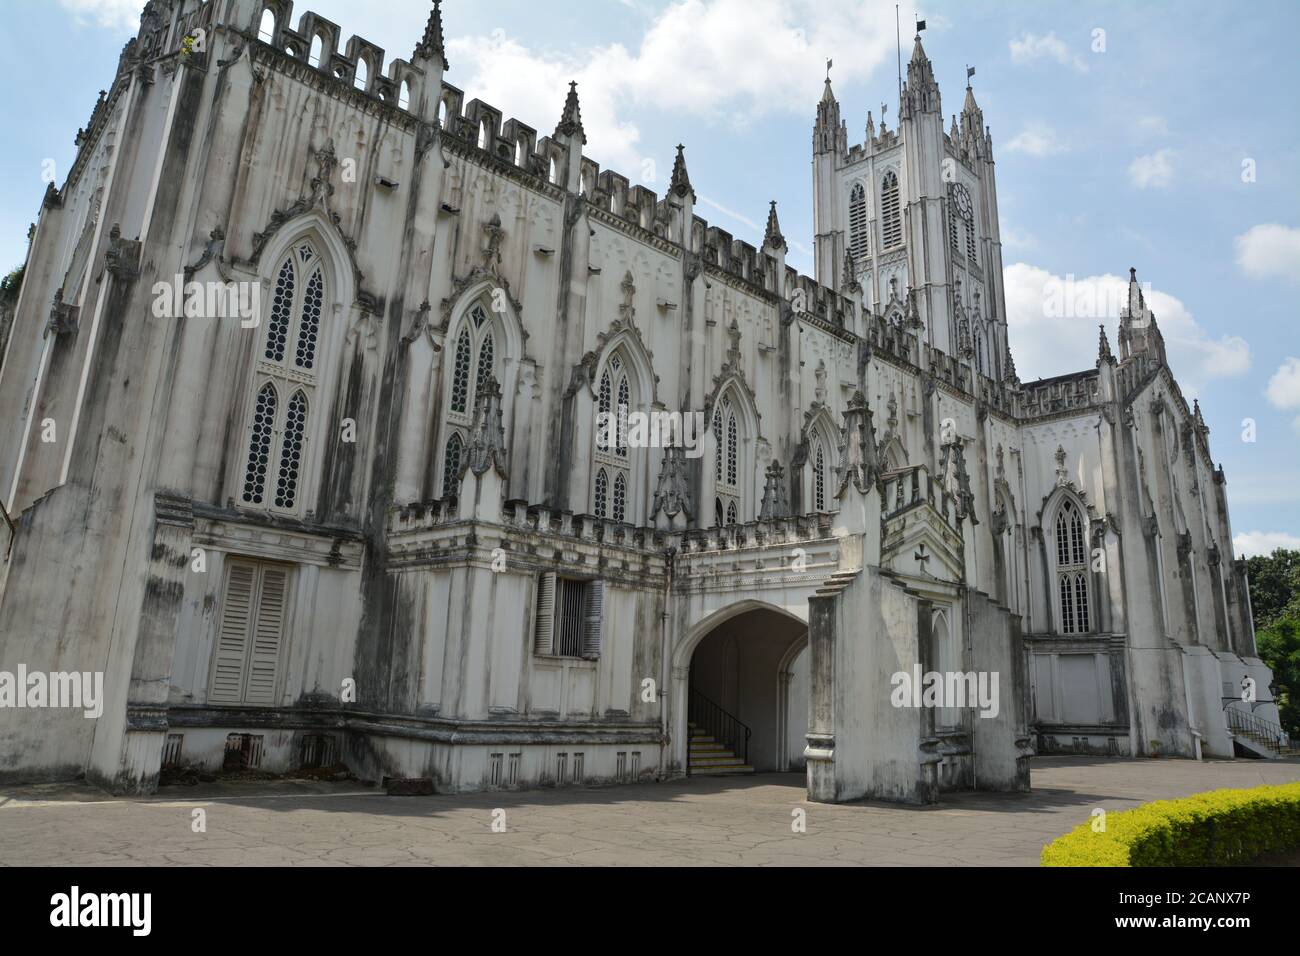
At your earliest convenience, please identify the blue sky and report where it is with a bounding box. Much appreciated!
[2,0,1297,553]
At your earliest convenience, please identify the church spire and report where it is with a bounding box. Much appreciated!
[902,31,941,117]
[1098,324,1114,363]
[814,76,844,155]
[555,80,586,144]
[413,0,448,71]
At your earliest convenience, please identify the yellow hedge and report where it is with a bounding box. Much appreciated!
[1041,781,1300,866]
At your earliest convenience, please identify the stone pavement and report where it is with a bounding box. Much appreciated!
[1,756,1297,866]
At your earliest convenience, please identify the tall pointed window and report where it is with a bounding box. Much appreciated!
[592,351,634,521]
[441,302,498,499]
[441,432,463,498]
[881,170,902,249]
[848,183,868,259]
[241,241,326,514]
[1055,498,1091,634]
[713,395,741,525]
[813,439,827,512]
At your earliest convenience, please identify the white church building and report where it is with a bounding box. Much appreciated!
[0,0,1282,803]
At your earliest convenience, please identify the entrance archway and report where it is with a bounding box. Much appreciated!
[673,602,808,774]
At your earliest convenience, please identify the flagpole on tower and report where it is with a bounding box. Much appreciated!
[895,5,902,114]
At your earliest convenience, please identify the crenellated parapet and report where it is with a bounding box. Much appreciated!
[1017,370,1101,420]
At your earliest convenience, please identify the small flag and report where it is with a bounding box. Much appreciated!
[967,66,976,80]
[916,18,926,32]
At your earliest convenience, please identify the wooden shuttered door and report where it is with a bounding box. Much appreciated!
[582,580,604,659]
[534,572,556,655]
[209,559,289,705]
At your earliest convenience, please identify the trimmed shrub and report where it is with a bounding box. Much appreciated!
[1041,781,1300,866]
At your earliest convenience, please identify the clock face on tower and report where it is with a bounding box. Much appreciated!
[954,183,973,221]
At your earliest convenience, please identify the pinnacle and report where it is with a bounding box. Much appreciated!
[670,143,693,199]
[414,0,448,70]
[556,80,586,144]
[764,200,785,249]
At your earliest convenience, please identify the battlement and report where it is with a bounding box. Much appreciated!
[388,496,835,557]
[1018,369,1100,418]
[254,3,422,112]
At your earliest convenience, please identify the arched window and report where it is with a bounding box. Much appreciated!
[242,383,277,506]
[241,241,327,515]
[450,328,472,414]
[308,33,323,68]
[1054,498,1090,634]
[932,611,960,727]
[437,99,448,127]
[594,468,609,518]
[974,324,986,376]
[354,58,369,92]
[613,473,627,523]
[549,157,559,185]
[848,183,867,259]
[515,140,524,167]
[442,432,463,497]
[713,394,741,524]
[592,351,635,520]
[713,406,724,483]
[440,302,499,496]
[398,80,411,112]
[880,170,901,249]
[965,217,978,263]
[616,378,630,458]
[275,391,308,510]
[726,411,738,485]
[477,121,489,150]
[813,440,827,512]
[258,9,276,43]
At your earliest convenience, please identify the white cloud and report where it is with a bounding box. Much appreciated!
[1234,224,1300,283]
[1233,530,1300,558]
[697,195,759,232]
[1004,124,1066,157]
[1266,357,1300,435]
[57,0,140,31]
[1008,32,1088,73]
[1266,357,1300,409]
[1135,115,1169,137]
[1002,262,1250,391]
[1000,225,1036,251]
[1128,149,1175,189]
[446,0,899,173]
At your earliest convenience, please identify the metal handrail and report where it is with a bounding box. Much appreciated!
[688,687,751,766]
[1223,702,1291,752]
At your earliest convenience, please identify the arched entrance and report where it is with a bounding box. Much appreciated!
[672,602,809,775]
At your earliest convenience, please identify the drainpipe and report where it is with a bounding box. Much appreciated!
[658,547,676,779]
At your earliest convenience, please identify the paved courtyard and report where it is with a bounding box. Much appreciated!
[1,756,1297,866]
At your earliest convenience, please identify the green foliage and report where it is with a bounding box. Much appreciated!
[1246,548,1300,735]
[1257,616,1300,735]
[0,262,24,304]
[1041,782,1300,866]
[1246,548,1300,626]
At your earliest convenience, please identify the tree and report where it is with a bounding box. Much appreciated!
[1256,616,1300,736]
[1245,548,1300,626]
[1246,548,1300,736]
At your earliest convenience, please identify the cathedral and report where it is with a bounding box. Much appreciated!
[0,0,1281,803]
